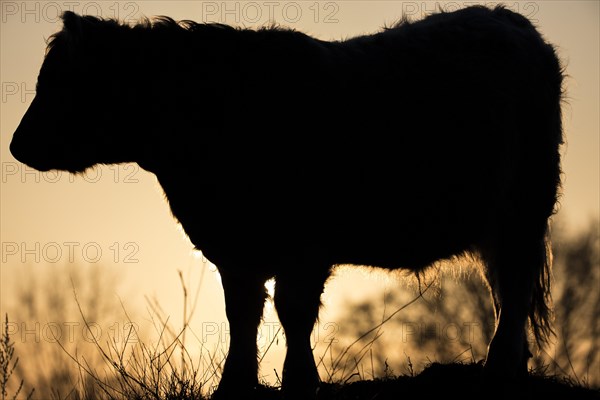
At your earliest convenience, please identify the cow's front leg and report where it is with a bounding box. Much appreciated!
[213,270,267,399]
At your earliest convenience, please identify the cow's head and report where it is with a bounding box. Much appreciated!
[10,12,144,173]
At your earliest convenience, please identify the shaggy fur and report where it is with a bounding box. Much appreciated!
[10,5,564,398]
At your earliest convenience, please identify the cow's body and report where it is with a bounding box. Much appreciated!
[10,5,564,399]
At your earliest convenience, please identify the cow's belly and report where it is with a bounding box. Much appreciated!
[183,178,486,275]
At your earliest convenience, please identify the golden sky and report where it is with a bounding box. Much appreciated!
[1,0,598,387]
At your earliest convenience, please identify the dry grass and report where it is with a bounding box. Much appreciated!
[1,314,34,400]
[3,219,598,398]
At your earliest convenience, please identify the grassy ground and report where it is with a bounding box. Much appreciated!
[2,221,597,399]
[4,308,598,400]
[324,362,599,400]
[3,314,600,400]
[247,363,600,400]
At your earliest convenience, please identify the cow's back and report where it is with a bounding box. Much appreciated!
[155,6,563,275]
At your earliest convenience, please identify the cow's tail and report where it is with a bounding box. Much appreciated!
[527,32,565,348]
[530,232,555,347]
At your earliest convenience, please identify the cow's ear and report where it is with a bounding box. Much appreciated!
[61,11,83,39]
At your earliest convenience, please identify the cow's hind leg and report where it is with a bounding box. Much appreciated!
[214,270,268,399]
[274,268,331,399]
[483,235,548,378]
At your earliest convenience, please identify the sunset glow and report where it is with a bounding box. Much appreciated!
[1,1,598,397]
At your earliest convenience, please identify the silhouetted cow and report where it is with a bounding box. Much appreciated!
[10,5,564,399]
